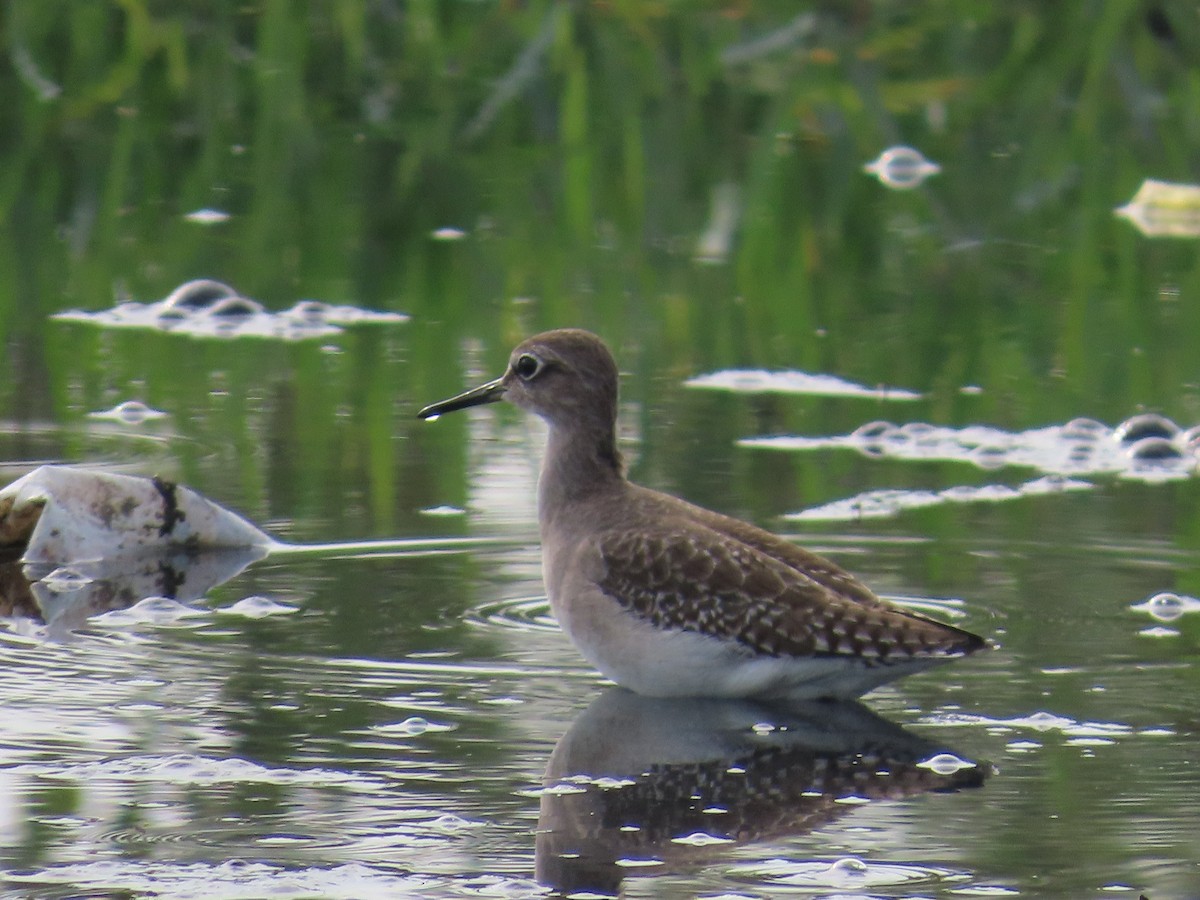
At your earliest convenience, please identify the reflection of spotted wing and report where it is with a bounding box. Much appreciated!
[595,526,984,660]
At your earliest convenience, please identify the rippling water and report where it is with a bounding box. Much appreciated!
[5,4,1200,896]
[3,457,1198,897]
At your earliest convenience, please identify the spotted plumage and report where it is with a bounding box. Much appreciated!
[419,328,988,699]
[594,527,979,661]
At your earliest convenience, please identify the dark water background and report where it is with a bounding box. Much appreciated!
[2,3,1200,897]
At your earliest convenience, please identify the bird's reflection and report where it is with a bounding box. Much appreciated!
[536,687,987,896]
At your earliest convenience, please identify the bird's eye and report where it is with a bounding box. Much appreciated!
[514,353,542,380]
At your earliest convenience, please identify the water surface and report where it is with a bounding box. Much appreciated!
[3,3,1200,897]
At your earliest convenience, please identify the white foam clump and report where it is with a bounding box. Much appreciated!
[86,400,169,425]
[91,597,207,628]
[863,145,941,190]
[183,208,231,224]
[1130,591,1200,622]
[7,752,382,788]
[54,278,408,341]
[729,855,958,889]
[4,859,439,900]
[419,505,465,517]
[745,415,1199,483]
[924,710,1135,739]
[217,596,298,619]
[685,369,922,400]
[787,476,1091,521]
[671,832,734,846]
[373,716,456,737]
[917,752,978,775]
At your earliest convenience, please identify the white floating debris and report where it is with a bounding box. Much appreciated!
[1131,591,1200,622]
[425,813,484,834]
[0,465,272,567]
[430,227,467,241]
[0,466,274,632]
[827,856,870,877]
[419,505,465,518]
[53,278,408,341]
[731,855,960,888]
[92,596,208,628]
[1115,178,1200,237]
[183,208,231,224]
[1138,625,1180,638]
[1113,412,1179,443]
[863,145,941,190]
[926,710,1134,739]
[671,832,734,847]
[745,414,1200,484]
[1006,740,1042,752]
[376,716,435,736]
[39,566,94,593]
[217,596,297,619]
[7,752,381,788]
[87,400,168,425]
[786,477,1091,522]
[685,369,922,400]
[916,753,977,775]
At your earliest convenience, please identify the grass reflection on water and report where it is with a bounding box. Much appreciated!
[2,2,1200,897]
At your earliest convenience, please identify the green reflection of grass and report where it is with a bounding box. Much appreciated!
[2,9,1200,890]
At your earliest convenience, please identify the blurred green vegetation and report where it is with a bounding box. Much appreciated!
[1,0,1199,519]
[2,4,1200,895]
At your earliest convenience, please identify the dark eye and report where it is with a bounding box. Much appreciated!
[514,353,542,380]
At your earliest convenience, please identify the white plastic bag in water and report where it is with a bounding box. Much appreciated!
[0,465,272,566]
[0,466,274,631]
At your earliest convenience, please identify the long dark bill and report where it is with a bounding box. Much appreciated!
[417,377,506,420]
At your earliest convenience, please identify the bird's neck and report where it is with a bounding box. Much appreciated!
[537,419,624,524]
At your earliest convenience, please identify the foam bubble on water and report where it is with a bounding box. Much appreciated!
[183,208,231,224]
[863,145,942,190]
[922,710,1136,739]
[917,753,978,775]
[1138,625,1180,638]
[53,278,408,341]
[425,813,485,835]
[420,505,465,517]
[685,369,922,400]
[827,856,870,878]
[1113,412,1180,443]
[671,831,734,847]
[745,414,1200,485]
[217,596,298,619]
[91,597,208,628]
[729,855,962,889]
[786,476,1091,522]
[87,400,169,425]
[1131,591,1200,622]
[4,859,441,899]
[374,716,456,737]
[7,753,383,789]
[40,566,94,593]
[614,857,664,869]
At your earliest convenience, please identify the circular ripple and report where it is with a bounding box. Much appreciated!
[465,596,557,633]
[729,856,965,891]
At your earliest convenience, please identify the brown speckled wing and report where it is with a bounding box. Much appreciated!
[594,526,983,660]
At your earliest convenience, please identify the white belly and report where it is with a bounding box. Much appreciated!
[553,586,937,700]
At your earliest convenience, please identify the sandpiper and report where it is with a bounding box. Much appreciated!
[418,329,986,699]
